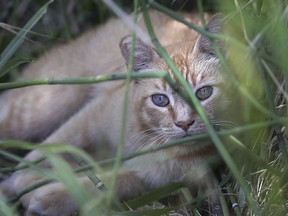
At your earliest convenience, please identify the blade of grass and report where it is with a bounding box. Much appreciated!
[0,71,166,90]
[258,56,288,165]
[125,182,184,210]
[69,153,107,193]
[196,0,207,28]
[43,151,103,216]
[0,141,105,174]
[115,207,176,216]
[225,187,242,216]
[105,0,139,213]
[212,179,230,216]
[0,58,31,78]
[0,0,54,78]
[101,0,149,43]
[0,196,18,216]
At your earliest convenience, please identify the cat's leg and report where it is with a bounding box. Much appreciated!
[26,181,80,216]
[0,96,133,214]
[200,175,225,216]
[206,187,224,216]
[1,153,147,215]
[0,97,96,199]
[181,165,225,215]
[23,171,146,216]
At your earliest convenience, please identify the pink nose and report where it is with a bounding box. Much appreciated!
[175,120,194,132]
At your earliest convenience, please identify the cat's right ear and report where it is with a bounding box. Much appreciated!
[119,35,160,72]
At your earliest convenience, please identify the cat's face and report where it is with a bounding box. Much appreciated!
[120,15,233,149]
[131,47,230,145]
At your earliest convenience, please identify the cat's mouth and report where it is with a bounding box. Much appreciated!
[172,125,221,139]
[172,129,207,139]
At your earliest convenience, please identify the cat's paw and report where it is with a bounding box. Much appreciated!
[25,183,78,216]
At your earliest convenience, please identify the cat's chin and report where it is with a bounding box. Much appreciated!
[172,130,207,139]
[170,130,214,149]
[181,139,213,148]
[163,139,215,158]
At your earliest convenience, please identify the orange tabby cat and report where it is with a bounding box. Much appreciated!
[0,10,234,215]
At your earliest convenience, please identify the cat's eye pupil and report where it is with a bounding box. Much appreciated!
[151,94,169,107]
[196,86,213,101]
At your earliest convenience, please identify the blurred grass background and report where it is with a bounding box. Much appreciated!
[0,0,287,215]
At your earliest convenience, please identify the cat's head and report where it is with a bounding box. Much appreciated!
[119,15,233,149]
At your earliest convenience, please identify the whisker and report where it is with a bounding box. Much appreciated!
[146,133,168,150]
[211,119,238,129]
[129,129,164,152]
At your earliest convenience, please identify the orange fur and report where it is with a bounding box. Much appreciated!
[0,11,236,215]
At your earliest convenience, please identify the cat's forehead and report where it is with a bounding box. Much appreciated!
[143,43,222,92]
[163,51,220,88]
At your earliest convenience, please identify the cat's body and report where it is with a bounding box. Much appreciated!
[0,10,201,141]
[0,10,235,215]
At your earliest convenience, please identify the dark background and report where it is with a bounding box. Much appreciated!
[0,0,219,60]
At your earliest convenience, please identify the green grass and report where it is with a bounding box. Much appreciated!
[0,0,287,215]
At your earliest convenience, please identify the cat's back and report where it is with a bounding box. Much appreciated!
[21,10,202,79]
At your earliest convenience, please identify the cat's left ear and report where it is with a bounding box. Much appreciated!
[193,14,225,57]
[119,36,160,71]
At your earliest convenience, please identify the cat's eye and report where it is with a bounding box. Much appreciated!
[151,94,170,107]
[195,86,213,101]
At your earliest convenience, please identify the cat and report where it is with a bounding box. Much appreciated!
[0,10,235,216]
